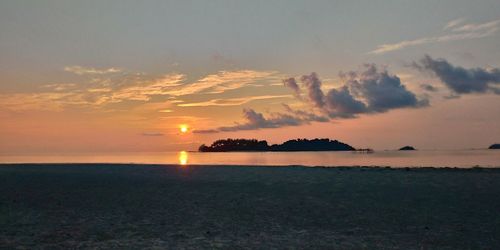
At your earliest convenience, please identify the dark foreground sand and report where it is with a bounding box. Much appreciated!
[1,164,499,249]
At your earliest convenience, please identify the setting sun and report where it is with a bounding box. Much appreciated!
[180,125,188,134]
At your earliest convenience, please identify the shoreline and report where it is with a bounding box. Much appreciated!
[1,163,500,170]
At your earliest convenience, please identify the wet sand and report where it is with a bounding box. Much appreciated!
[1,164,499,249]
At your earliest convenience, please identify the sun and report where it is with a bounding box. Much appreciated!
[179,125,188,134]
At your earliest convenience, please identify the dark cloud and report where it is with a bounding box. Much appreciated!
[325,86,367,118]
[300,73,326,108]
[283,66,427,118]
[142,132,164,136]
[421,84,438,92]
[282,77,301,97]
[193,108,327,133]
[282,104,329,122]
[346,64,427,112]
[192,129,219,134]
[443,93,461,99]
[415,55,500,94]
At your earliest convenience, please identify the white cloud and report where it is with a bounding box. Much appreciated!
[451,19,500,33]
[64,66,122,75]
[443,18,465,30]
[370,19,500,54]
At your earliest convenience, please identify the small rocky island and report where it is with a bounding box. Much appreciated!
[489,144,500,149]
[199,138,355,152]
[399,146,416,151]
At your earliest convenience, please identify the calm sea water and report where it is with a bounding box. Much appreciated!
[1,150,499,168]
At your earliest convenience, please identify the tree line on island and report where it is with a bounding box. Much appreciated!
[198,139,500,152]
[198,138,356,152]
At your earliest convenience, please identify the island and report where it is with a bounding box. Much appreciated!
[198,138,355,152]
[489,144,500,149]
[399,146,416,151]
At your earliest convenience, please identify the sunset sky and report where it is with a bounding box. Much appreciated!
[1,0,500,155]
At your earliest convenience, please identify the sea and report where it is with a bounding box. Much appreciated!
[1,149,499,168]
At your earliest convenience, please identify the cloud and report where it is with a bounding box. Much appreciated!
[414,55,500,94]
[369,19,500,54]
[282,77,301,97]
[97,70,277,103]
[42,83,78,91]
[198,65,427,133]
[300,73,326,108]
[325,86,367,118]
[0,92,90,112]
[102,70,280,105]
[282,104,329,122]
[345,64,427,112]
[370,38,433,54]
[109,74,186,102]
[1,69,283,112]
[444,18,465,30]
[451,19,500,33]
[165,70,279,96]
[158,109,173,113]
[177,95,290,107]
[141,132,164,136]
[283,65,427,118]
[193,108,326,133]
[64,66,122,75]
[420,84,438,92]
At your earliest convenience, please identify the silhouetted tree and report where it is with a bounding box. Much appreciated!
[399,146,416,151]
[198,139,269,152]
[199,138,355,152]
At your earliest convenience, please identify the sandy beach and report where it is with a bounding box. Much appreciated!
[1,164,499,249]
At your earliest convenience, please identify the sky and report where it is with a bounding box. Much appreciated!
[1,0,500,154]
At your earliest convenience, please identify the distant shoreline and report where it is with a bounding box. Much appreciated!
[1,163,499,170]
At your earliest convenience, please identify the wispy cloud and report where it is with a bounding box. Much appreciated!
[158,109,173,113]
[108,74,186,102]
[97,70,280,104]
[164,70,280,96]
[177,95,290,107]
[64,66,122,75]
[370,18,500,54]
[443,18,465,30]
[0,92,89,112]
[0,68,282,112]
[41,83,78,91]
[451,19,500,33]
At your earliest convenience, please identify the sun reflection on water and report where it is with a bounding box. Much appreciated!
[178,151,188,165]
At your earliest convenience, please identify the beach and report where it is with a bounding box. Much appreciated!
[1,164,499,249]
